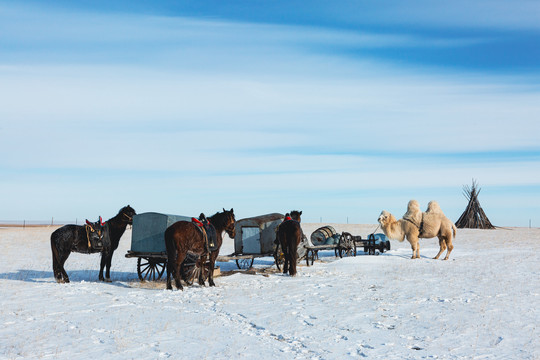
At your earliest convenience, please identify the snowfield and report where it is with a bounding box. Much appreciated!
[1,224,539,359]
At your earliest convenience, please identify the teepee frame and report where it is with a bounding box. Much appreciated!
[455,180,495,229]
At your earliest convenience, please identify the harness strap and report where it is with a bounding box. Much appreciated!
[192,219,210,254]
[403,216,424,234]
[85,225,92,250]
[404,217,420,228]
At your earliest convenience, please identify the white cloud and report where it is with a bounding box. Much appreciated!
[0,2,539,224]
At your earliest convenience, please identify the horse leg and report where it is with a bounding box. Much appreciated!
[197,255,207,286]
[57,251,71,283]
[166,260,173,290]
[282,247,289,275]
[99,252,113,282]
[289,241,298,276]
[207,253,216,287]
[105,250,114,281]
[51,240,63,283]
[173,250,187,290]
[99,253,107,281]
[166,243,182,290]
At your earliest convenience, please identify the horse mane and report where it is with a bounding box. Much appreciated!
[108,205,131,222]
[208,211,229,230]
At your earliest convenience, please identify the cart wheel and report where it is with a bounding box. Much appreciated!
[306,249,317,266]
[183,262,208,286]
[386,240,391,252]
[338,232,356,258]
[274,245,284,271]
[236,258,254,270]
[339,246,356,258]
[137,257,166,281]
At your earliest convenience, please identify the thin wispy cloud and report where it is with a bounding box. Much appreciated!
[0,1,539,226]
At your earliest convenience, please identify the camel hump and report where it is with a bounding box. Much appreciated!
[403,199,422,225]
[426,200,443,213]
[407,200,420,211]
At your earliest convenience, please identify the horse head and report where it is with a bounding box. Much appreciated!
[222,208,236,239]
[290,210,302,223]
[119,205,136,225]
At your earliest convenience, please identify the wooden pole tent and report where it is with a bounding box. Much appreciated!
[455,180,495,229]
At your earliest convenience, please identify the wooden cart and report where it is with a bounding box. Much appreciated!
[125,212,212,283]
[125,212,289,283]
[304,227,391,266]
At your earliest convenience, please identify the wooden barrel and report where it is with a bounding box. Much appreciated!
[310,226,340,246]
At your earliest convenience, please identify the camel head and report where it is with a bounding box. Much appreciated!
[378,210,393,226]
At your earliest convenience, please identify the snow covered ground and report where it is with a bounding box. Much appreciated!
[1,223,539,359]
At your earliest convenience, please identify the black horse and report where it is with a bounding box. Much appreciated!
[50,218,105,283]
[50,205,136,283]
[277,210,303,276]
[99,205,136,282]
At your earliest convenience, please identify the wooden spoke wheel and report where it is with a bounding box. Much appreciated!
[306,249,318,266]
[338,232,356,258]
[236,258,254,270]
[183,262,209,286]
[137,257,166,281]
[274,244,285,271]
[339,245,357,258]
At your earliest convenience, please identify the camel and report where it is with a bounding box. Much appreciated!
[378,200,456,260]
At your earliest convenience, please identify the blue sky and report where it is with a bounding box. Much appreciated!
[1,1,539,226]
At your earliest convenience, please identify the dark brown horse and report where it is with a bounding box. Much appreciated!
[277,210,303,276]
[51,218,105,283]
[165,208,236,290]
[99,205,136,282]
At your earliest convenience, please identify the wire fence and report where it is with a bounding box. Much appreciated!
[0,219,80,227]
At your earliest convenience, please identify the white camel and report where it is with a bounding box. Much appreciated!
[378,200,456,260]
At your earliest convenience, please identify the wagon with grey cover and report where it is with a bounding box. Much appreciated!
[125,212,208,282]
[216,213,286,269]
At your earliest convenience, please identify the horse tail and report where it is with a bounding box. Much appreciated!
[289,233,299,276]
[164,227,176,276]
[283,222,301,276]
[452,223,457,238]
[50,230,61,278]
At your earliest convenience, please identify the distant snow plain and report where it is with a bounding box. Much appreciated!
[1,223,538,359]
